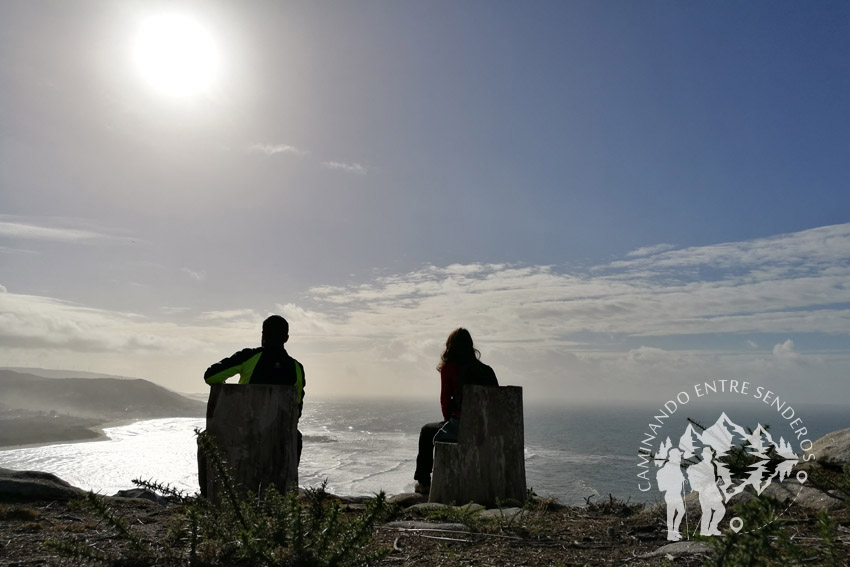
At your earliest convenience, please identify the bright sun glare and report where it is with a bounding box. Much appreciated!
[134,14,219,97]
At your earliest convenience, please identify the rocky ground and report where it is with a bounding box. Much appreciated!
[2,428,849,566]
[1,480,848,567]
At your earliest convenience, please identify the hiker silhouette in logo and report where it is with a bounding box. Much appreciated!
[656,447,686,541]
[688,446,725,536]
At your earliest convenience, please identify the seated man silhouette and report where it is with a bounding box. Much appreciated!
[199,315,305,495]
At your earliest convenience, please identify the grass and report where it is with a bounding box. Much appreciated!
[0,503,41,522]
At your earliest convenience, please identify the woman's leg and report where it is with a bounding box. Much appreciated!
[414,421,444,484]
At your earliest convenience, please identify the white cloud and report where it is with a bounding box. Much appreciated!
[247,143,310,157]
[2,222,849,401]
[607,223,850,273]
[181,267,206,281]
[320,161,367,175]
[199,309,258,322]
[246,143,369,177]
[626,243,676,257]
[0,221,104,242]
[161,306,190,315]
[626,346,671,362]
[772,339,800,360]
[0,245,38,255]
[0,284,6,293]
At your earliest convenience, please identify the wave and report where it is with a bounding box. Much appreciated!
[302,435,337,444]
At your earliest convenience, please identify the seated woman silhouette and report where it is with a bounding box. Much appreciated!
[412,328,498,495]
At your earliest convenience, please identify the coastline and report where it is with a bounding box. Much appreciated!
[0,417,139,452]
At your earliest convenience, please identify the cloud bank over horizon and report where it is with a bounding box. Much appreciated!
[2,222,848,403]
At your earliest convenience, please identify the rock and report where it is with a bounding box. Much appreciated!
[388,492,426,507]
[112,488,169,505]
[642,541,710,558]
[385,520,469,531]
[809,428,850,467]
[408,502,485,513]
[0,468,85,501]
[408,502,449,512]
[478,507,524,521]
[762,480,843,511]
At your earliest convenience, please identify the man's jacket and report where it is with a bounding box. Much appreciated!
[204,346,305,415]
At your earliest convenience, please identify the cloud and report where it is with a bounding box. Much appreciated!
[181,267,206,281]
[0,290,255,387]
[279,223,850,400]
[0,284,6,293]
[0,292,157,352]
[247,143,310,157]
[0,245,39,255]
[606,223,850,273]
[626,243,676,257]
[320,161,368,175]
[772,339,800,360]
[0,221,105,243]
[247,143,368,176]
[199,309,258,322]
[626,346,671,362]
[2,222,849,401]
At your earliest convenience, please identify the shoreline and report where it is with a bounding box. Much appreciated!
[0,418,142,452]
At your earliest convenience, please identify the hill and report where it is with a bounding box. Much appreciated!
[0,367,133,380]
[0,369,205,448]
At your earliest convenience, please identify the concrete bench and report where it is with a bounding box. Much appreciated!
[199,384,299,503]
[429,385,526,508]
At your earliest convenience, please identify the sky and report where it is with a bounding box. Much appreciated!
[1,1,849,404]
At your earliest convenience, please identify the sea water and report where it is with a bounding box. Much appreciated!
[0,399,845,504]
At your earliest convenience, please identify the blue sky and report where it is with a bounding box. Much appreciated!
[1,1,849,403]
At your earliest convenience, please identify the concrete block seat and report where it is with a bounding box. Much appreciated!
[429,385,526,508]
[199,384,299,504]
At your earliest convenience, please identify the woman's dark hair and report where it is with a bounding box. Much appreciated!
[437,327,480,371]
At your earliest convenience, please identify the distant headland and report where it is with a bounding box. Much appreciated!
[0,368,205,449]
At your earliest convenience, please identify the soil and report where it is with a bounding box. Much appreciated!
[1,494,848,567]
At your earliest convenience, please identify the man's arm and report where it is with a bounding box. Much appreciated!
[294,360,305,418]
[204,348,257,384]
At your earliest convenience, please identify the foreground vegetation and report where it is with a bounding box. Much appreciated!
[2,482,848,566]
[1,431,847,566]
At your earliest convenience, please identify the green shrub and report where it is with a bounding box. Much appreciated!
[703,496,801,567]
[46,430,392,567]
[698,495,849,567]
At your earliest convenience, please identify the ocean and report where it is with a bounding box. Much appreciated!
[0,398,846,505]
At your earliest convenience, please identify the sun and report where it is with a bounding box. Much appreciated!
[134,14,220,97]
